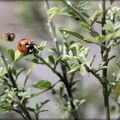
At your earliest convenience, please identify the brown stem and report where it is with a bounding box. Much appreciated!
[61,64,79,120]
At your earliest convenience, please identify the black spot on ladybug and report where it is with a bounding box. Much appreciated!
[75,17,80,20]
[25,42,28,46]
[19,44,21,47]
[21,39,26,40]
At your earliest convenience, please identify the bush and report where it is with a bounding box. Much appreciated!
[0,0,120,120]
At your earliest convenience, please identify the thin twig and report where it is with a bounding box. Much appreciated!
[12,108,28,120]
[34,53,63,80]
[31,80,61,98]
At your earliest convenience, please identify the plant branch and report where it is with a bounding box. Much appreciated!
[101,0,110,120]
[45,1,79,119]
[31,80,61,98]
[61,63,79,120]
[0,47,32,120]
[62,0,87,22]
[0,47,17,88]
[34,53,63,80]
[12,108,28,120]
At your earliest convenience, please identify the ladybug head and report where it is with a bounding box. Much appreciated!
[26,42,38,54]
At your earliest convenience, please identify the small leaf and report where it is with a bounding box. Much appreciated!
[38,41,47,52]
[90,10,101,26]
[84,36,98,43]
[48,55,55,64]
[89,30,99,37]
[79,99,86,105]
[48,7,62,14]
[49,48,58,54]
[90,55,96,66]
[26,58,42,64]
[15,50,25,62]
[33,80,52,90]
[62,55,71,60]
[68,66,80,74]
[16,67,25,77]
[48,7,65,22]
[103,20,114,32]
[80,65,86,75]
[114,83,120,97]
[7,49,15,61]
[0,67,7,78]
[73,99,86,109]
[55,56,62,65]
[114,22,120,30]
[60,28,84,40]
[68,50,73,57]
[80,22,90,29]
[105,31,120,41]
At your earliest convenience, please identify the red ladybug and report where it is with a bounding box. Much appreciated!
[17,39,38,54]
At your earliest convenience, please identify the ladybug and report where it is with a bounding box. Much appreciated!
[17,39,38,54]
[2,32,15,41]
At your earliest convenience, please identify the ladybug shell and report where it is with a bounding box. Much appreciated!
[17,39,33,54]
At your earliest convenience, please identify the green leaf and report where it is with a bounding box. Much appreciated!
[48,7,65,21]
[33,80,52,90]
[80,22,90,29]
[105,31,120,41]
[103,20,114,32]
[62,55,71,60]
[11,68,25,78]
[0,67,7,78]
[89,30,99,37]
[55,56,62,65]
[114,22,120,30]
[38,41,47,52]
[48,55,55,64]
[60,28,84,40]
[84,35,106,43]
[15,50,25,62]
[84,36,98,43]
[16,67,25,77]
[48,7,62,14]
[73,99,86,109]
[80,65,86,75]
[114,82,120,97]
[68,50,73,57]
[26,58,42,64]
[7,49,15,61]
[68,66,80,74]
[90,10,101,26]
[49,48,58,54]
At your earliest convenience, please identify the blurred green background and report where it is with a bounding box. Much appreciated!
[0,1,120,119]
